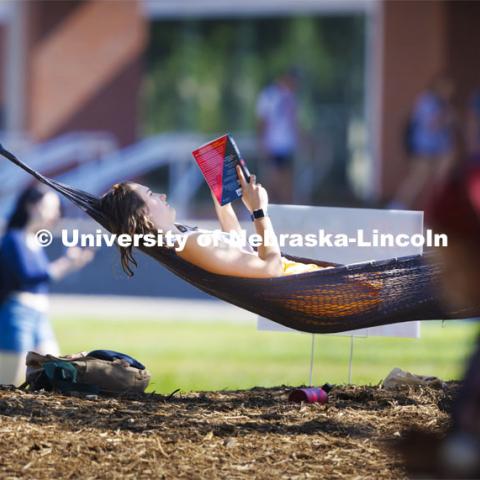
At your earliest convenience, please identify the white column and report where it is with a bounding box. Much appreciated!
[4,1,27,134]
[368,0,384,201]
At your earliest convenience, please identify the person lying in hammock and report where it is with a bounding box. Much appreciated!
[100,165,326,278]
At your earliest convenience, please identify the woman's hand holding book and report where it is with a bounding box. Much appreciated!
[236,165,268,214]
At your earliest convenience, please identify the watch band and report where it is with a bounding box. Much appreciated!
[251,208,267,221]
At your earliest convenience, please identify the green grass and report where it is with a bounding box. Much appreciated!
[52,316,478,394]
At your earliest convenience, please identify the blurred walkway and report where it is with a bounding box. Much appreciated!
[50,294,257,323]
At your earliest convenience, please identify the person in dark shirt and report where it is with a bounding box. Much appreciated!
[466,88,480,164]
[0,185,93,386]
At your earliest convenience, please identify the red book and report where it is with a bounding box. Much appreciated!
[192,134,251,206]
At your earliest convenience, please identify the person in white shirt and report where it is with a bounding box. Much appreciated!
[256,69,300,204]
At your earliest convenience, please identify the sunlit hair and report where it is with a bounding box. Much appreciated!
[100,182,157,277]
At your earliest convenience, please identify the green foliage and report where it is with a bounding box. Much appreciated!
[140,15,366,136]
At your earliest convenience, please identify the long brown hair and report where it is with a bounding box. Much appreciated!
[100,182,156,277]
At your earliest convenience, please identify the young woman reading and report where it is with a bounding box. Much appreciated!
[100,166,326,278]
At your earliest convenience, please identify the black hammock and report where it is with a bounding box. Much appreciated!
[1,145,477,334]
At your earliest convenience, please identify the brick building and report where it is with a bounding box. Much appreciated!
[0,0,479,201]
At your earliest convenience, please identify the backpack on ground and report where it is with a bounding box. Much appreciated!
[23,350,151,395]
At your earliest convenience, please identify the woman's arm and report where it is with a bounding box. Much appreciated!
[250,215,281,265]
[211,186,256,254]
[236,165,282,265]
[177,232,282,278]
[211,190,243,234]
[49,247,94,281]
[4,232,94,284]
[178,167,283,278]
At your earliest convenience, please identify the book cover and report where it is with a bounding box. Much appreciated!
[192,134,250,206]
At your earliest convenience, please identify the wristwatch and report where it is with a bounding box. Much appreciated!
[251,208,267,221]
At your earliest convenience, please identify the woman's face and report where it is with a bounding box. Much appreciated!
[30,191,61,228]
[131,183,176,228]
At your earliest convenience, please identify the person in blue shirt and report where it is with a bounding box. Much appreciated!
[410,78,455,158]
[0,185,93,386]
[392,75,457,209]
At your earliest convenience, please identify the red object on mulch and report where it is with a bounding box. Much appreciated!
[288,387,328,404]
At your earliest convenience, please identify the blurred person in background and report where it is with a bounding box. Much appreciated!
[465,88,480,164]
[464,88,480,226]
[0,185,94,386]
[392,75,457,210]
[256,68,300,204]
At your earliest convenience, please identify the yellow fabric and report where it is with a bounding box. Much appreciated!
[281,257,324,276]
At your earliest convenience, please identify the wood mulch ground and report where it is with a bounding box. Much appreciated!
[0,383,456,479]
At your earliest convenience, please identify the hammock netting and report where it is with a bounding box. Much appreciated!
[2,144,478,334]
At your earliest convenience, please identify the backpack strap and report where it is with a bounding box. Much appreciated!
[26,360,100,394]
